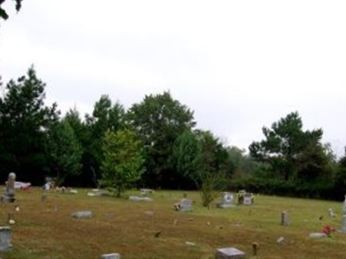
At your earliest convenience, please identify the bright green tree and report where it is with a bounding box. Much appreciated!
[127,91,195,188]
[46,119,82,185]
[100,129,144,197]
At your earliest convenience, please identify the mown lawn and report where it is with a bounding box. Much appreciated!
[0,188,346,258]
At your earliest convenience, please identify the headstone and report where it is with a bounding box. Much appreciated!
[328,208,336,218]
[281,211,289,226]
[140,188,154,196]
[0,226,12,251]
[237,190,254,205]
[174,198,192,212]
[100,253,121,259]
[185,241,196,246]
[276,236,285,244]
[2,173,16,203]
[243,196,252,205]
[69,189,78,194]
[215,247,245,259]
[309,232,327,239]
[129,196,153,202]
[218,192,235,208]
[88,189,107,197]
[341,215,346,233]
[341,195,346,233]
[71,211,93,219]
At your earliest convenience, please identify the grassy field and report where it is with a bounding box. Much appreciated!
[0,188,346,259]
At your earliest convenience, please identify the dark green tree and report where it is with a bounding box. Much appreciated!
[46,119,82,185]
[127,92,195,188]
[172,130,202,187]
[85,95,125,183]
[0,0,23,20]
[0,66,59,183]
[100,129,144,197]
[249,112,330,181]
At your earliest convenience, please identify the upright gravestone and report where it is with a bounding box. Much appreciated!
[281,211,289,226]
[174,198,192,212]
[218,192,235,208]
[341,195,346,233]
[2,173,16,203]
[0,226,12,251]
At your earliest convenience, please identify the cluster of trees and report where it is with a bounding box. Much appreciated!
[0,68,233,205]
[1,67,346,201]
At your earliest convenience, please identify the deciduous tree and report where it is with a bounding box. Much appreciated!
[100,129,144,197]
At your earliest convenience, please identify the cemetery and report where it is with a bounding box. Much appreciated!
[1,2,346,258]
[1,186,346,258]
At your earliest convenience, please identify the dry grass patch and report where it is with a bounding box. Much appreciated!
[0,188,345,258]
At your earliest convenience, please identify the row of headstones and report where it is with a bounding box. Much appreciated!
[174,191,254,212]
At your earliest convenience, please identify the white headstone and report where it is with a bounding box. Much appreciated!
[243,196,252,205]
[218,192,235,208]
[100,253,121,259]
[216,247,245,259]
[71,211,93,219]
[309,232,327,239]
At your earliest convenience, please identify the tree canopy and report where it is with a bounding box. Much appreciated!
[127,91,196,188]
[101,129,144,197]
[249,112,331,181]
[0,0,23,20]
[0,66,59,183]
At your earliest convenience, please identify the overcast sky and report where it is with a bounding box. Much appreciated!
[0,0,345,155]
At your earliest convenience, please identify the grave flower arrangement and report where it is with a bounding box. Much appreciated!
[322,225,335,237]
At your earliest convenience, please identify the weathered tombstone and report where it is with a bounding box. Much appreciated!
[243,195,252,205]
[0,226,12,251]
[281,211,289,226]
[129,196,153,202]
[217,192,235,208]
[341,195,346,233]
[309,232,327,239]
[174,198,192,212]
[100,253,121,259]
[215,247,245,259]
[140,188,154,197]
[71,211,93,219]
[328,208,336,218]
[2,172,16,203]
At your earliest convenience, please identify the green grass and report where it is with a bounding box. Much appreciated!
[0,188,346,258]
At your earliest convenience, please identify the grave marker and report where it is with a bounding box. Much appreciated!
[215,247,245,259]
[1,173,16,203]
[0,226,12,251]
[217,192,235,208]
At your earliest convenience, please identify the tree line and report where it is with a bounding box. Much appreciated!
[1,67,346,200]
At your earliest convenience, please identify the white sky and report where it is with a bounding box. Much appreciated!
[0,0,345,155]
